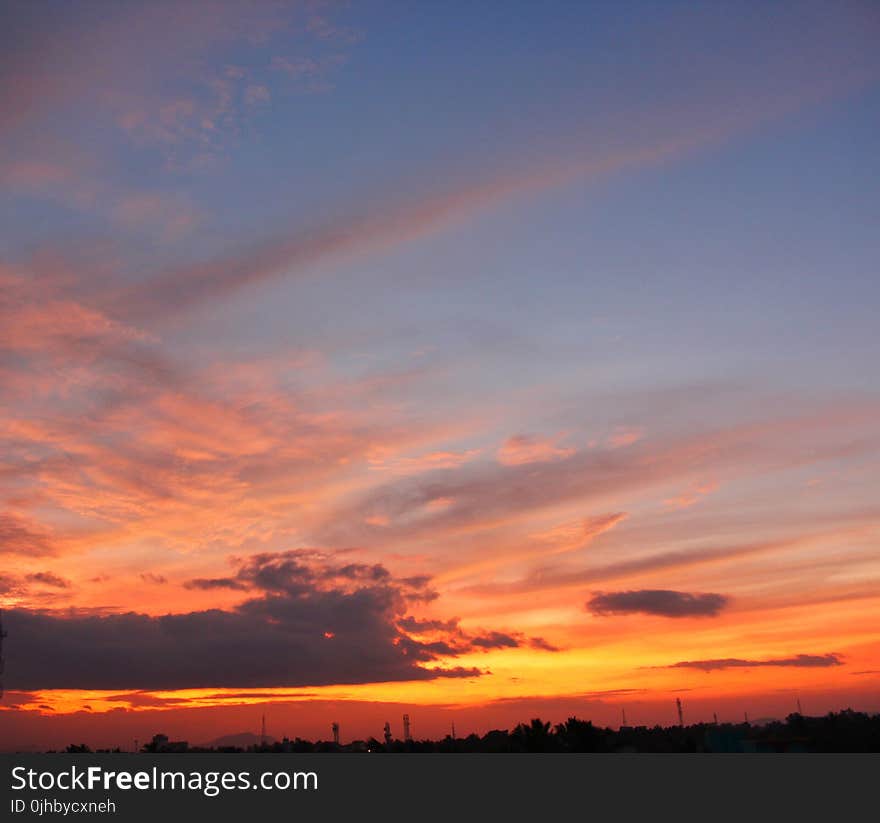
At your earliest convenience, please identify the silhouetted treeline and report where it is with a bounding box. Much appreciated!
[54,709,880,754]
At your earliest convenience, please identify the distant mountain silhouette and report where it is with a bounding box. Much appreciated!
[201,732,276,748]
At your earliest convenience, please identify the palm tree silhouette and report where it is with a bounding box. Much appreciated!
[554,717,604,752]
[513,718,553,752]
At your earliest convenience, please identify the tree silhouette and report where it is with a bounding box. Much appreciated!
[58,710,880,754]
[555,716,606,752]
[513,718,554,752]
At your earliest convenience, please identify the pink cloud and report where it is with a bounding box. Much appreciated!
[664,480,720,510]
[607,427,644,449]
[497,434,575,467]
[368,448,483,475]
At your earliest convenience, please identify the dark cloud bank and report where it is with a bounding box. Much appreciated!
[4,551,555,691]
[587,589,729,618]
[664,654,843,672]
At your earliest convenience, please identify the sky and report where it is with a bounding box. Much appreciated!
[1,0,879,750]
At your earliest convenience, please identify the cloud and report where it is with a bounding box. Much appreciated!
[189,550,407,598]
[102,692,197,708]
[605,427,644,449]
[664,480,719,510]
[0,572,75,607]
[318,438,672,544]
[529,637,561,652]
[663,653,843,672]
[526,513,628,560]
[469,631,520,650]
[497,434,575,466]
[587,589,728,618]
[112,132,714,323]
[367,448,482,475]
[0,264,456,563]
[100,19,880,325]
[0,0,350,154]
[397,616,459,634]
[3,552,484,691]
[24,572,71,589]
[468,534,798,599]
[393,615,557,657]
[432,511,629,588]
[139,573,167,585]
[0,1,359,250]
[583,688,649,698]
[0,514,58,557]
[316,400,880,549]
[184,577,248,591]
[3,551,554,691]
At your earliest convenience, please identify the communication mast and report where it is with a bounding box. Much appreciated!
[403,713,411,742]
[383,721,392,746]
[332,722,340,745]
[260,714,267,747]
[676,698,684,727]
[621,708,627,727]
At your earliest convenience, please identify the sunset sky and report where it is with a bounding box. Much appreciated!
[2,0,879,750]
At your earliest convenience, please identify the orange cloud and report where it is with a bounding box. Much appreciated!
[497,434,575,466]
[606,427,644,449]
[368,448,482,475]
[664,480,720,510]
